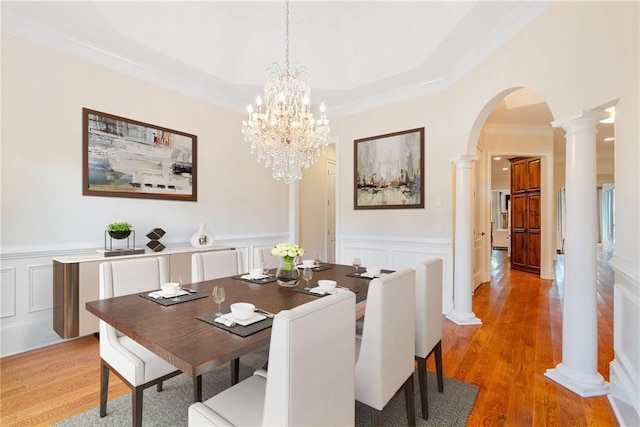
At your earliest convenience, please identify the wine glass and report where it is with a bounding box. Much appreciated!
[260,261,269,278]
[212,286,226,316]
[314,253,322,266]
[302,267,313,290]
[171,276,183,301]
[352,258,362,275]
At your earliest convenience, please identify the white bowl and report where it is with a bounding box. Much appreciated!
[249,268,263,278]
[161,282,180,296]
[317,280,337,292]
[302,259,316,268]
[230,302,255,320]
[366,267,381,276]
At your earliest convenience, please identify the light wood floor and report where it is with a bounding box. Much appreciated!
[0,249,616,426]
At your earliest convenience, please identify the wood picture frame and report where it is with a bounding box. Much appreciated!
[82,108,197,201]
[354,127,424,210]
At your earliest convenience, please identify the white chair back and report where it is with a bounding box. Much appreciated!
[355,268,416,410]
[192,250,243,282]
[262,290,356,426]
[100,256,168,299]
[255,247,280,270]
[415,258,443,358]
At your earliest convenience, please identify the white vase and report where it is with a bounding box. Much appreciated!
[190,223,214,248]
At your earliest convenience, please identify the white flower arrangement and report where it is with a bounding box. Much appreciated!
[271,242,305,259]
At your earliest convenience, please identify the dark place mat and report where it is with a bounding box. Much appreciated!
[345,269,395,279]
[197,309,273,337]
[140,292,208,306]
[231,274,278,285]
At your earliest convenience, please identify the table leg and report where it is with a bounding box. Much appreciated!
[231,358,240,385]
[193,375,202,402]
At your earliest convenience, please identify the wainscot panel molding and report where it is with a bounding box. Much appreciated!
[608,255,640,426]
[338,235,453,313]
[0,233,288,358]
[0,267,17,318]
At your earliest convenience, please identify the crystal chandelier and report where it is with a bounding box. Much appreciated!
[241,0,330,184]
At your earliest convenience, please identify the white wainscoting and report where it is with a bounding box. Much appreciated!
[0,233,287,358]
[608,255,640,426]
[338,235,454,314]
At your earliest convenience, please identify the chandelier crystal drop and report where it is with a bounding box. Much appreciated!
[241,0,329,184]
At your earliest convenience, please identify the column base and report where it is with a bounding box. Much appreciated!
[446,310,482,325]
[545,363,609,397]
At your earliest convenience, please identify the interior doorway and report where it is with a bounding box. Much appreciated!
[473,87,556,281]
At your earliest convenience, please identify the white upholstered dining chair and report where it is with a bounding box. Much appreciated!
[99,256,182,427]
[188,290,356,427]
[192,249,244,282]
[414,258,444,420]
[355,268,416,426]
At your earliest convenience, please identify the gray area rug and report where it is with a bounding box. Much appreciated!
[53,346,478,426]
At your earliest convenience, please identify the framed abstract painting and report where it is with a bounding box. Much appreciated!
[354,127,424,209]
[82,108,197,201]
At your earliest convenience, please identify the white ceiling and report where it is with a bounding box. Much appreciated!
[1,0,552,118]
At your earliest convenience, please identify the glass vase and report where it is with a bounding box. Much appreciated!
[275,256,300,287]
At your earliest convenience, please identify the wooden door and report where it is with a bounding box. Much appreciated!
[510,157,541,275]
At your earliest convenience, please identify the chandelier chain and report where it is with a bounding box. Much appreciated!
[285,0,290,69]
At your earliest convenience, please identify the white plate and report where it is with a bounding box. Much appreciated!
[221,312,266,326]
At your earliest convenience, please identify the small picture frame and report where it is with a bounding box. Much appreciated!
[82,108,197,201]
[354,127,425,209]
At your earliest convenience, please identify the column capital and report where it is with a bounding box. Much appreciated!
[551,110,607,131]
[452,155,479,168]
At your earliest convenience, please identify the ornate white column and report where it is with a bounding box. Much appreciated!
[447,155,482,325]
[544,110,608,397]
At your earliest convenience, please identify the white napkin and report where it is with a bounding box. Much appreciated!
[309,287,339,295]
[241,274,266,280]
[214,316,236,327]
[361,272,386,278]
[148,289,189,299]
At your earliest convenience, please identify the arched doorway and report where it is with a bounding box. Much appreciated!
[469,87,556,283]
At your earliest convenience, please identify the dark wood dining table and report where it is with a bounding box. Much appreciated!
[85,263,371,402]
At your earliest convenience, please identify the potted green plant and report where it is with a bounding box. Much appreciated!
[107,222,133,239]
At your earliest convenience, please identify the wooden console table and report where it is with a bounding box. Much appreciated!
[53,245,233,339]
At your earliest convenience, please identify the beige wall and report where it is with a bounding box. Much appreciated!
[332,1,638,263]
[1,34,289,251]
[299,144,335,261]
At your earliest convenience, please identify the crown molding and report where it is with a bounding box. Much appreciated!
[2,1,552,119]
[1,10,244,112]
